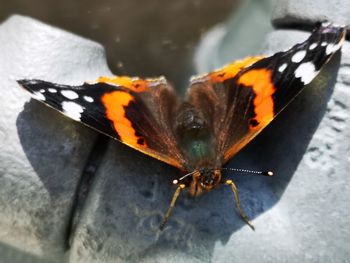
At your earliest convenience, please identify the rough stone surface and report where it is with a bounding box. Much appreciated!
[0,15,110,261]
[69,29,350,263]
[272,0,350,29]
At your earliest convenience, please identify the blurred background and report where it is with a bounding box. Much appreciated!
[0,0,273,262]
[0,0,273,90]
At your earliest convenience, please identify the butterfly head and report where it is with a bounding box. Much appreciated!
[161,167,273,230]
[189,169,222,196]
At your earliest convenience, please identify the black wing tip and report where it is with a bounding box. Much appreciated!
[17,79,34,92]
[17,79,28,86]
[17,79,44,85]
[17,79,45,88]
[311,21,347,49]
[317,20,347,35]
[17,79,52,94]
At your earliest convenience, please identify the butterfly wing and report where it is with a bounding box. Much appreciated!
[188,22,346,164]
[18,23,346,169]
[18,76,186,169]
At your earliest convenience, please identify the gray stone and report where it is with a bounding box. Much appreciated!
[0,14,110,261]
[272,0,350,29]
[194,0,274,73]
[2,12,350,263]
[69,29,350,263]
[0,242,47,263]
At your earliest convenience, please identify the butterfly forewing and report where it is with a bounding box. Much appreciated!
[188,22,346,163]
[18,78,186,169]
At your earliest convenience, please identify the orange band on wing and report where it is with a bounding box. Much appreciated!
[209,56,265,82]
[102,91,147,148]
[238,69,275,129]
[97,76,149,92]
[101,90,184,170]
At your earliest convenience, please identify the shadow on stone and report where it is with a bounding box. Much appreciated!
[16,100,92,198]
[16,99,95,260]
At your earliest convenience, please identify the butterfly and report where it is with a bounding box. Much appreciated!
[18,22,346,230]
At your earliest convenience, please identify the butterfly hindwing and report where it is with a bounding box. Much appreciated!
[18,77,186,169]
[188,22,346,163]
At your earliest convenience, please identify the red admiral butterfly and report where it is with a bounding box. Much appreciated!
[18,22,346,230]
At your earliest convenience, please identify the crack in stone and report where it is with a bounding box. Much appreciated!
[64,134,110,249]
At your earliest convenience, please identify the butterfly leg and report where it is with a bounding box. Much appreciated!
[159,183,186,230]
[225,179,255,230]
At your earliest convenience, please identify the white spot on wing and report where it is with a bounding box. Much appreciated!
[32,92,46,101]
[294,62,318,84]
[321,42,327,47]
[48,88,57,93]
[326,42,342,55]
[61,90,79,100]
[83,96,94,103]
[278,63,287,73]
[62,101,84,121]
[309,43,318,50]
[39,89,45,93]
[291,50,307,63]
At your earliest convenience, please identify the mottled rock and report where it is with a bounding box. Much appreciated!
[272,0,350,29]
[2,10,350,263]
[0,15,110,261]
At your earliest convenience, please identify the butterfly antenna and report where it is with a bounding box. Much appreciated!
[172,170,196,185]
[159,183,186,230]
[222,168,274,177]
[225,179,255,231]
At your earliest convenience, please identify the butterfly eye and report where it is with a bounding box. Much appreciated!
[200,175,213,186]
[199,169,221,188]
